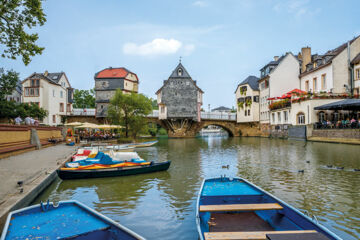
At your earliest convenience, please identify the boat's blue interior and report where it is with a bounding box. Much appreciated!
[198,178,334,239]
[5,202,137,240]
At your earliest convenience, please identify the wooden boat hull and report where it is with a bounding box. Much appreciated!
[129,141,158,148]
[0,200,144,240]
[57,161,171,180]
[196,177,341,240]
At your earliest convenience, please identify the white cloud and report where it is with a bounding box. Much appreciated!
[123,38,182,56]
[193,1,207,7]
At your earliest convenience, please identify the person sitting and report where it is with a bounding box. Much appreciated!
[14,116,22,125]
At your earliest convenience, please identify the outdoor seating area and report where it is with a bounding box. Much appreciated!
[314,119,360,129]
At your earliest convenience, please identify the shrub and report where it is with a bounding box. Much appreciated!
[158,128,167,136]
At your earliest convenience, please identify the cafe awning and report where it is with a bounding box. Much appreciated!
[314,99,360,110]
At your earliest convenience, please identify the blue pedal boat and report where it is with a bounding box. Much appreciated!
[196,177,342,240]
[1,200,145,240]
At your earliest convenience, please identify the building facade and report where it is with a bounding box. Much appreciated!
[156,63,203,121]
[259,53,300,129]
[94,67,139,117]
[212,106,232,113]
[22,71,73,125]
[235,75,260,123]
[291,36,360,125]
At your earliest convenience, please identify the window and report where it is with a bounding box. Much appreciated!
[60,103,64,112]
[67,104,71,112]
[178,68,182,76]
[245,110,247,116]
[272,113,275,122]
[253,96,259,102]
[261,82,265,90]
[60,91,63,98]
[356,69,360,80]
[100,105,103,109]
[319,111,325,122]
[313,77,317,92]
[277,112,281,123]
[24,87,39,96]
[297,112,305,125]
[161,106,165,114]
[284,111,288,122]
[53,90,55,97]
[248,109,250,116]
[305,80,309,92]
[53,115,56,123]
[321,74,326,90]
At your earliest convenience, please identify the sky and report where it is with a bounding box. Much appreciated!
[2,0,360,110]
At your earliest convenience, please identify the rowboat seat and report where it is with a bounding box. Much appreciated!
[200,203,283,212]
[204,230,317,240]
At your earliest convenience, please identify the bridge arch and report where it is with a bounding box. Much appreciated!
[197,121,236,137]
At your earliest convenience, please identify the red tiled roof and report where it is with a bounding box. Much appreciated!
[96,67,138,80]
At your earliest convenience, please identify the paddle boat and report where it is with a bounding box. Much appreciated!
[0,200,144,240]
[128,140,158,148]
[58,151,170,180]
[72,149,140,162]
[196,176,342,240]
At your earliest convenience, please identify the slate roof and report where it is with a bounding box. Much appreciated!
[169,63,191,78]
[95,67,138,80]
[351,52,360,65]
[27,72,64,86]
[156,62,204,94]
[301,35,360,76]
[259,55,285,72]
[238,75,260,91]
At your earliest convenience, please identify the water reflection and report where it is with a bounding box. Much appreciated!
[34,137,360,240]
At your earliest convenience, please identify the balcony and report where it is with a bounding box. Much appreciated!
[24,87,39,97]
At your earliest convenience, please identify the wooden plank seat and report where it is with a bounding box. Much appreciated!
[266,232,330,240]
[200,203,283,212]
[204,230,317,240]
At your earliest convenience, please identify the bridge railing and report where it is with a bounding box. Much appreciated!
[201,112,236,121]
[71,108,96,116]
[71,109,236,121]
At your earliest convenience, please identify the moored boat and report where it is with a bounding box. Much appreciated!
[196,177,342,240]
[128,140,158,148]
[0,200,144,240]
[57,161,171,180]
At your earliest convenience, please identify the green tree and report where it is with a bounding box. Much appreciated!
[73,89,95,108]
[151,98,158,110]
[0,0,46,65]
[0,68,19,100]
[107,90,152,138]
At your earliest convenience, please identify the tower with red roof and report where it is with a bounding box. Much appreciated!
[94,67,139,117]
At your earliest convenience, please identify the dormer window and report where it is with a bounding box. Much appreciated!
[178,68,182,76]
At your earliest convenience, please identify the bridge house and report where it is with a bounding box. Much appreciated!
[156,62,203,121]
[94,67,139,118]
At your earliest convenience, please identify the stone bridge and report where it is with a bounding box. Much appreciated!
[67,109,262,138]
[147,117,261,138]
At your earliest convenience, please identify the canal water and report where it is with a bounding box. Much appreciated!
[34,137,360,240]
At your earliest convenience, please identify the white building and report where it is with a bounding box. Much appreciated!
[352,53,360,95]
[6,81,22,103]
[212,106,232,113]
[235,76,259,123]
[259,53,300,130]
[22,71,73,125]
[291,36,360,125]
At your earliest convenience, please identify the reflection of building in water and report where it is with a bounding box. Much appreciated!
[156,138,203,216]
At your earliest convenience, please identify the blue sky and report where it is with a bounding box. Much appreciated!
[2,0,360,109]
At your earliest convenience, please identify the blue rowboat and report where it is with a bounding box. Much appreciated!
[1,200,145,240]
[196,177,342,240]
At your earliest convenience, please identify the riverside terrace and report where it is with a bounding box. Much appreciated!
[313,99,360,129]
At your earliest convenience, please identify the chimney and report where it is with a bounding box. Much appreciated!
[44,70,48,76]
[301,47,311,73]
[274,56,279,61]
